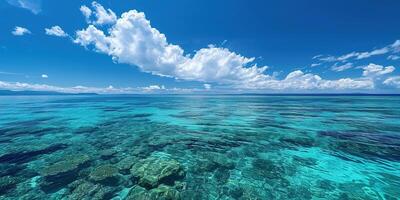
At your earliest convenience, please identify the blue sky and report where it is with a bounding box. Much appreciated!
[1,0,400,93]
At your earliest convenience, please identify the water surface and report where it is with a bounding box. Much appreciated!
[0,95,399,199]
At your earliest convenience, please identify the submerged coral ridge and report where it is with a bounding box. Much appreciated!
[0,95,399,199]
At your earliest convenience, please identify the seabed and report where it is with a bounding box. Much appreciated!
[0,95,399,199]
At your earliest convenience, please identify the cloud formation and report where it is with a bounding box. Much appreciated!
[383,76,400,88]
[315,40,400,63]
[41,74,48,78]
[387,55,400,61]
[0,80,200,94]
[12,26,31,36]
[331,63,353,72]
[45,26,68,37]
[362,63,395,77]
[72,2,392,91]
[203,84,211,90]
[7,0,41,14]
[80,2,117,25]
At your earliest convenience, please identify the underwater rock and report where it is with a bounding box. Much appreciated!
[67,180,117,200]
[116,156,137,175]
[191,159,218,174]
[0,143,67,164]
[39,154,90,192]
[130,156,185,189]
[99,149,117,160]
[126,185,181,200]
[248,158,285,180]
[68,181,100,200]
[214,168,230,184]
[89,164,119,185]
[0,176,19,195]
[0,163,24,177]
[125,185,148,200]
[91,185,117,200]
[41,154,90,178]
[203,152,235,169]
[222,184,244,199]
[148,184,181,200]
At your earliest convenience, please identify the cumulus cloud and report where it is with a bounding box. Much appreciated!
[74,8,270,88]
[12,26,31,36]
[315,40,400,63]
[331,63,353,72]
[79,2,117,25]
[7,0,41,14]
[45,26,68,37]
[383,76,400,88]
[73,2,382,91]
[80,5,92,22]
[362,63,395,77]
[41,74,48,78]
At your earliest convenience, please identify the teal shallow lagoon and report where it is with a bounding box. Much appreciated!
[0,95,399,199]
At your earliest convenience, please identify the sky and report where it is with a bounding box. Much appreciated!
[1,0,400,94]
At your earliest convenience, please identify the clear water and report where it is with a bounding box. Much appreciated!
[0,95,399,199]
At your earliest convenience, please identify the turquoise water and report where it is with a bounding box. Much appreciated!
[0,95,399,199]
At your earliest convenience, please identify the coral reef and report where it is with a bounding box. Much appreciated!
[130,155,185,189]
[89,164,120,185]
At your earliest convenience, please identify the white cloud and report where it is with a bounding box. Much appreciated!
[41,74,48,78]
[203,84,211,90]
[74,8,270,88]
[337,52,359,61]
[7,0,41,14]
[316,40,400,63]
[12,26,31,36]
[318,56,336,62]
[79,2,117,25]
[362,63,395,77]
[45,26,68,37]
[310,63,321,67]
[392,40,400,53]
[142,85,166,91]
[73,2,385,91]
[312,54,323,59]
[80,5,92,22]
[258,70,374,90]
[387,55,400,60]
[356,47,389,60]
[383,76,400,88]
[0,80,202,94]
[331,63,353,72]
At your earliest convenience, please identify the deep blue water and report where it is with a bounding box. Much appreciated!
[0,95,399,199]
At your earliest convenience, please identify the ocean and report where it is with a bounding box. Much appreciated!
[0,95,399,199]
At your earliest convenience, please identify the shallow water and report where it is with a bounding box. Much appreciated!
[0,95,399,199]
